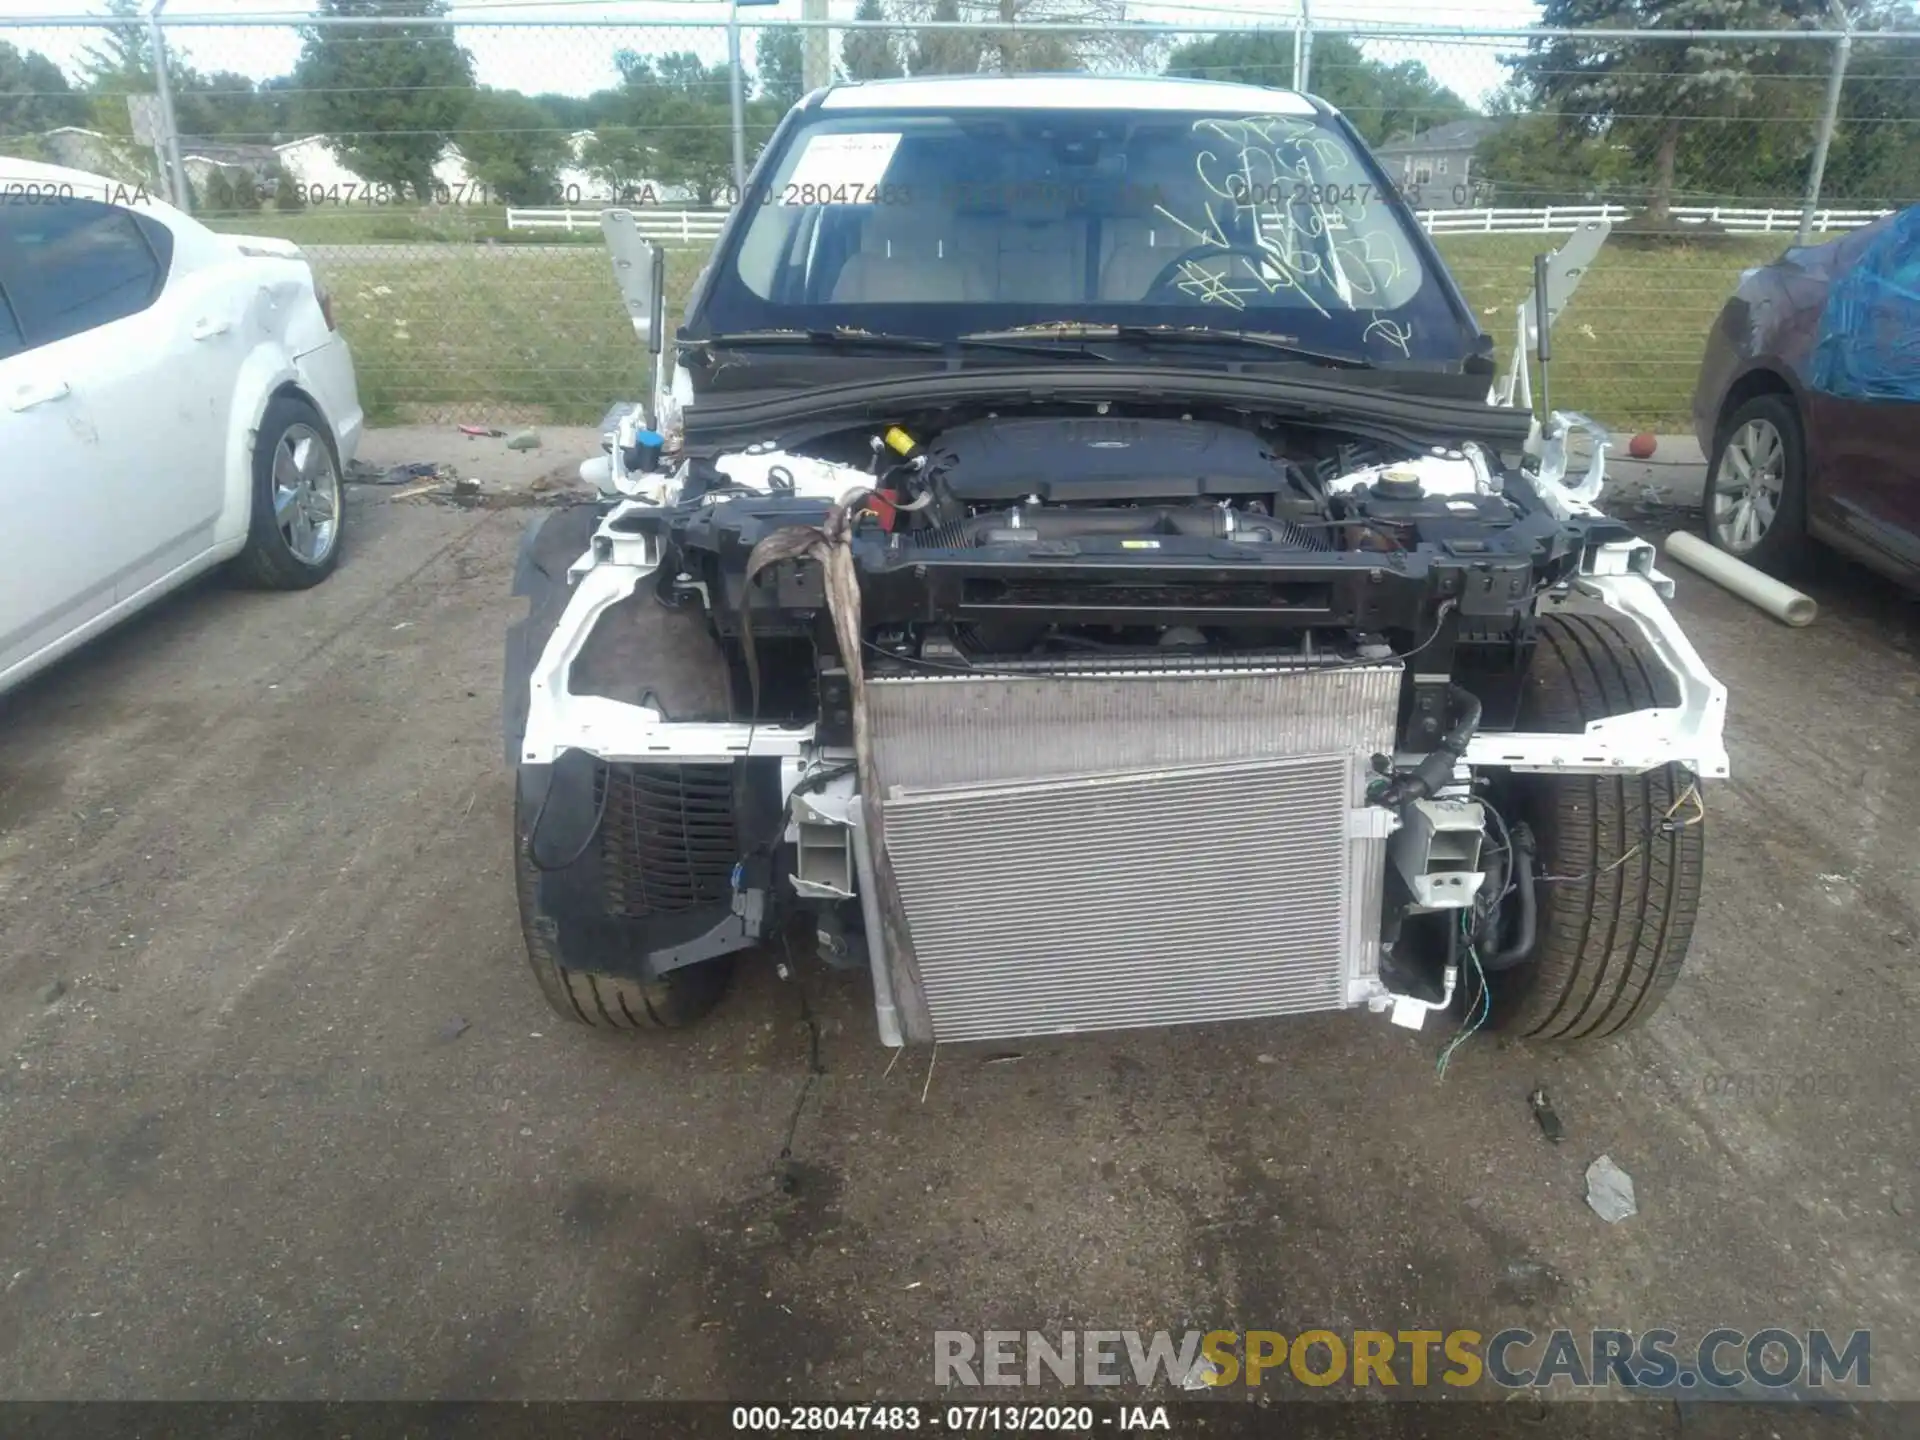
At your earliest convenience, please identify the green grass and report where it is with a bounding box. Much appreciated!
[202,205,604,247]
[304,228,1833,429]
[307,244,683,425]
[1431,231,1822,432]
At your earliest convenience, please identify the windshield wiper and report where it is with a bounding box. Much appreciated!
[698,328,943,352]
[963,324,1372,369]
[697,328,1111,360]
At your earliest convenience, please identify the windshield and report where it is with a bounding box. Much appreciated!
[696,104,1476,364]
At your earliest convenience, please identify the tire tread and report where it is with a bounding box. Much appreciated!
[512,795,731,1032]
[1496,614,1705,1041]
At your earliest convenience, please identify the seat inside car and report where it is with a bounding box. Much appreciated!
[831,206,986,303]
[1098,183,1189,301]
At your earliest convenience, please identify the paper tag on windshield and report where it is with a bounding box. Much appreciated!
[781,132,901,200]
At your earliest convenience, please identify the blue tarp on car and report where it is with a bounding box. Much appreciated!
[1812,203,1920,400]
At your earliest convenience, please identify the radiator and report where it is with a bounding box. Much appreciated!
[865,664,1401,1043]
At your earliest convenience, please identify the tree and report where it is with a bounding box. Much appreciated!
[458,89,569,204]
[0,41,86,136]
[534,92,595,130]
[294,0,475,199]
[611,51,735,205]
[1822,23,1920,205]
[81,0,153,89]
[892,0,1143,77]
[909,0,982,75]
[756,27,805,108]
[171,72,294,144]
[1473,113,1635,204]
[581,124,649,200]
[842,0,904,80]
[1163,31,1473,147]
[1506,0,1821,220]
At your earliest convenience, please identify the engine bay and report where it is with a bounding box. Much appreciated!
[604,403,1626,730]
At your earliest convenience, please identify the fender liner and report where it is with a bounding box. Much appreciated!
[504,506,771,979]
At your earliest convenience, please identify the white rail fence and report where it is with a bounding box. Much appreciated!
[506,207,730,242]
[510,203,1897,244]
[1417,203,1894,235]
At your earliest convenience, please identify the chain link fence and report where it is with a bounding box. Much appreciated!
[2,11,1916,430]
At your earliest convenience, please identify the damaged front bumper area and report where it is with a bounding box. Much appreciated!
[513,495,1727,1047]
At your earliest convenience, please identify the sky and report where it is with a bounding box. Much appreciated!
[0,0,1545,110]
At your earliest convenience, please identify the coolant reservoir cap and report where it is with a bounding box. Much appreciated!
[628,428,664,473]
[1371,465,1424,500]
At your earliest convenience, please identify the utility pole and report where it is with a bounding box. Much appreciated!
[1797,1,1853,247]
[147,0,190,210]
[730,0,781,200]
[728,0,747,198]
[803,0,832,92]
[1293,0,1314,93]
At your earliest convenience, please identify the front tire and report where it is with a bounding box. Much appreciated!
[1489,614,1706,1042]
[232,394,345,590]
[512,780,733,1031]
[1705,393,1809,574]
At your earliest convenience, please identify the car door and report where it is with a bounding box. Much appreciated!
[1797,216,1920,573]
[0,196,239,682]
[0,198,140,682]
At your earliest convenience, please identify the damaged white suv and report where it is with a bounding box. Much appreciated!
[504,76,1725,1046]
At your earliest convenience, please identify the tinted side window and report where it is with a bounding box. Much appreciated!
[0,198,172,353]
[0,284,22,362]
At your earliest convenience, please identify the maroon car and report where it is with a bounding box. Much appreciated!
[1691,206,1920,584]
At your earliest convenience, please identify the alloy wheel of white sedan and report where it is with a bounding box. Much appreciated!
[272,423,341,567]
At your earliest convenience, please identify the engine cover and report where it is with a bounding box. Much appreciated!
[924,415,1293,504]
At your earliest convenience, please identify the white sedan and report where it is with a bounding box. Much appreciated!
[0,159,364,696]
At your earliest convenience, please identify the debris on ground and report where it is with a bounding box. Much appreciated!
[506,429,542,451]
[371,461,440,487]
[439,1016,470,1042]
[458,425,506,438]
[1182,1354,1223,1390]
[40,979,67,1005]
[1585,1155,1637,1223]
[1529,1085,1564,1143]
[366,457,588,510]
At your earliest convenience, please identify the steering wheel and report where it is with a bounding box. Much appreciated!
[1143,244,1279,299]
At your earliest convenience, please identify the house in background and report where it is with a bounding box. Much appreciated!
[32,125,155,184]
[1372,118,1503,210]
[3,126,704,209]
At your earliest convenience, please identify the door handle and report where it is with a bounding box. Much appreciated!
[8,380,70,412]
[191,317,232,341]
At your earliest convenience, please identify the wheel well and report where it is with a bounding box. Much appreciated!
[267,381,323,427]
[1716,368,1794,439]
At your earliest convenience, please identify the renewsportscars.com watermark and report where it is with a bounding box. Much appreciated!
[934,1328,1872,1392]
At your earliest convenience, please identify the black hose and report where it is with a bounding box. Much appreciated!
[1481,822,1538,970]
[1372,683,1482,809]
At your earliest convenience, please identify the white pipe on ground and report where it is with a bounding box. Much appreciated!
[1664,531,1818,627]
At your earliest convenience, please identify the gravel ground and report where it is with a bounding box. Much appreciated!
[0,436,1915,1414]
